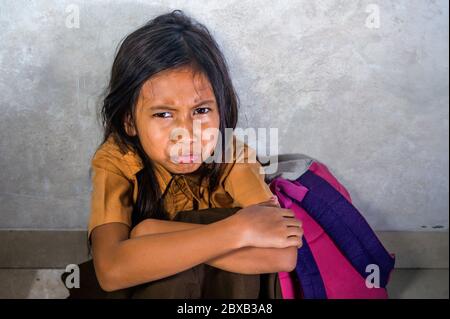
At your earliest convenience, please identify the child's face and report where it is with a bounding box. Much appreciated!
[127,66,220,175]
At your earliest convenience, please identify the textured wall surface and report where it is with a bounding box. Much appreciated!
[0,0,448,231]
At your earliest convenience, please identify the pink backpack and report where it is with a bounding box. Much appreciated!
[268,160,395,299]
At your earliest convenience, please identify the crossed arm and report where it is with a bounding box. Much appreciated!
[129,212,298,275]
[91,199,300,291]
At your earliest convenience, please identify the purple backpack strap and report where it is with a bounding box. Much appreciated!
[294,236,327,299]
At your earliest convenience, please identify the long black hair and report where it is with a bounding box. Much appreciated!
[99,10,239,227]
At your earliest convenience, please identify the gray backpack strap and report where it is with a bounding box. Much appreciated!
[258,153,316,183]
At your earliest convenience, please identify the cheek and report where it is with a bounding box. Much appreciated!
[200,114,220,149]
[139,122,171,160]
[203,112,220,131]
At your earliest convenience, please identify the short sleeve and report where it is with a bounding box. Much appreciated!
[87,153,134,240]
[223,140,274,207]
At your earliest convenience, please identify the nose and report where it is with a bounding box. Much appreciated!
[171,117,201,147]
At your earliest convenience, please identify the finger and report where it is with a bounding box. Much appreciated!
[281,209,295,218]
[286,236,303,248]
[288,227,304,238]
[285,218,302,228]
[270,196,280,206]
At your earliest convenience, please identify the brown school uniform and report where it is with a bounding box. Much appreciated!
[88,134,275,238]
[83,134,282,299]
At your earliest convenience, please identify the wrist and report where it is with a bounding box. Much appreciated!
[221,213,248,249]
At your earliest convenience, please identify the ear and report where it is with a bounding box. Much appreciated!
[123,112,137,136]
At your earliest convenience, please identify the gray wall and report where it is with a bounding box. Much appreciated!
[0,0,448,231]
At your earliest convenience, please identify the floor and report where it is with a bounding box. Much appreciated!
[0,268,448,299]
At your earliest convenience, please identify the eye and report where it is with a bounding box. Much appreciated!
[153,112,172,118]
[194,107,211,115]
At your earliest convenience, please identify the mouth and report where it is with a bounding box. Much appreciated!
[172,154,202,164]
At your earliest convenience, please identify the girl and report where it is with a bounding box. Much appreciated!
[88,10,303,296]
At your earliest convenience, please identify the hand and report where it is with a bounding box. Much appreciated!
[257,195,281,208]
[231,201,303,249]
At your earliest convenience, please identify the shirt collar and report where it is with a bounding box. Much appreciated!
[121,146,208,198]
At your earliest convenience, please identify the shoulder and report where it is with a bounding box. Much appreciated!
[221,135,260,175]
[91,135,143,179]
[219,136,273,206]
[219,135,264,186]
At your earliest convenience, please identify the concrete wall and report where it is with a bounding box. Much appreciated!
[0,0,448,231]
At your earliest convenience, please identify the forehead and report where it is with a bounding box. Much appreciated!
[140,66,215,104]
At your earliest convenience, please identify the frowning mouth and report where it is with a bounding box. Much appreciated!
[172,154,202,164]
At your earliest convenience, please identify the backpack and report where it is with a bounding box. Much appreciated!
[264,156,395,299]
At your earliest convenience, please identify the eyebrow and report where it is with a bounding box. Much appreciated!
[147,99,216,111]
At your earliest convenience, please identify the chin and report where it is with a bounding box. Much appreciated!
[170,162,202,174]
